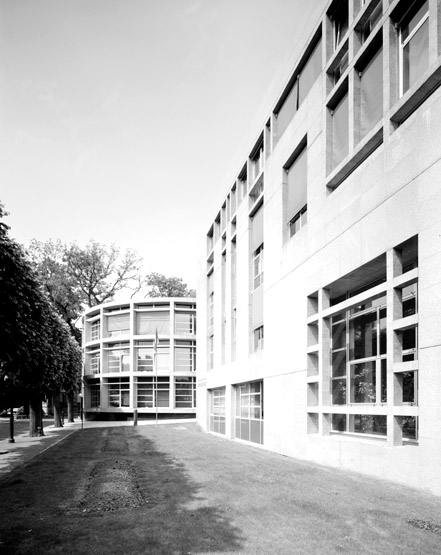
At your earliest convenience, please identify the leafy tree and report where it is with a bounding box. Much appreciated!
[64,240,142,307]
[142,272,196,298]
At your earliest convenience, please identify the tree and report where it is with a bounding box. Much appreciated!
[64,240,142,307]
[142,272,196,298]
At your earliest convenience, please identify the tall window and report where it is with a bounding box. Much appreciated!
[398,0,429,95]
[136,341,154,372]
[90,352,100,374]
[285,143,307,237]
[208,335,214,369]
[90,320,100,341]
[90,384,100,408]
[331,91,349,169]
[235,381,263,445]
[331,295,387,407]
[175,340,196,372]
[210,388,226,434]
[175,377,196,408]
[253,244,264,289]
[331,0,349,50]
[359,48,383,140]
[253,325,264,352]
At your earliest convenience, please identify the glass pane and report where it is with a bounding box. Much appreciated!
[332,378,346,404]
[332,413,346,432]
[402,416,417,440]
[403,371,415,403]
[402,19,429,93]
[349,311,377,360]
[381,359,387,403]
[351,362,376,403]
[401,1,428,41]
[353,414,387,436]
[240,418,250,441]
[332,350,346,377]
[332,321,346,350]
[250,420,262,444]
[360,48,383,140]
[331,93,349,169]
[402,328,416,350]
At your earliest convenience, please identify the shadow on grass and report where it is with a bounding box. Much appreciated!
[0,427,245,555]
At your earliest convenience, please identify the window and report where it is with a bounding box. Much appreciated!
[332,48,349,85]
[330,91,349,169]
[136,377,170,408]
[108,378,130,408]
[90,352,100,374]
[175,340,196,372]
[253,244,264,289]
[208,335,214,369]
[359,48,383,141]
[331,0,349,50]
[209,388,226,434]
[90,384,100,408]
[235,381,263,444]
[331,413,387,437]
[136,310,170,335]
[106,343,130,373]
[90,320,100,341]
[331,294,387,406]
[398,0,429,95]
[359,1,382,44]
[250,138,264,183]
[253,325,264,352]
[285,143,307,237]
[207,272,214,328]
[175,311,196,335]
[107,313,130,337]
[136,342,154,372]
[298,37,322,105]
[175,377,196,408]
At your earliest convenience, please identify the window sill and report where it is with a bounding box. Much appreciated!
[390,62,441,125]
[327,124,383,190]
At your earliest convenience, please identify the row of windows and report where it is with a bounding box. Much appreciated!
[88,377,196,410]
[85,341,196,374]
[86,311,196,342]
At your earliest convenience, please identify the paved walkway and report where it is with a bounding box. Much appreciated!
[0,418,196,478]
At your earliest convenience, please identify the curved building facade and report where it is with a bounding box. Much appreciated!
[82,298,196,420]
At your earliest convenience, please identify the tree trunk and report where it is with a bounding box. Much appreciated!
[29,394,44,437]
[53,389,63,428]
[67,392,75,423]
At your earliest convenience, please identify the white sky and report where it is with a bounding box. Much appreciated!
[0,0,314,291]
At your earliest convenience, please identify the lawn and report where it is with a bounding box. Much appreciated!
[0,423,440,554]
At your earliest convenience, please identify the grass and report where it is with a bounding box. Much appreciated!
[0,422,440,554]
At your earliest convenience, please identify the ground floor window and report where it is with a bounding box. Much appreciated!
[175,377,196,408]
[107,378,130,408]
[331,413,387,437]
[136,377,170,408]
[235,381,263,445]
[209,387,226,435]
[90,384,100,408]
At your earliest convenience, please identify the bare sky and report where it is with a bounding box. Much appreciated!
[0,0,314,290]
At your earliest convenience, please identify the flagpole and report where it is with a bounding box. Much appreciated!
[154,327,158,425]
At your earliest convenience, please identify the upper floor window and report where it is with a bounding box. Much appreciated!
[91,320,100,341]
[398,0,429,95]
[331,0,349,50]
[285,142,307,237]
[253,326,264,352]
[330,90,349,170]
[358,47,383,141]
[253,244,264,289]
[107,313,130,338]
[175,311,196,335]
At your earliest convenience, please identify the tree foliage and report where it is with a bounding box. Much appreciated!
[142,272,196,298]
[0,203,82,434]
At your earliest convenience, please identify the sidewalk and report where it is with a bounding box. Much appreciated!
[0,420,80,478]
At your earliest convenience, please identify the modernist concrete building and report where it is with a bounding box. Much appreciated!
[82,298,196,420]
[197,0,441,496]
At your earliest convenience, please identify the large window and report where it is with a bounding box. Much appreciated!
[175,340,196,372]
[235,381,263,445]
[398,0,429,95]
[331,295,387,407]
[175,377,196,408]
[106,343,130,373]
[136,311,170,335]
[108,378,130,408]
[209,388,226,435]
[136,377,170,408]
[285,143,307,237]
[107,313,130,338]
[90,320,100,341]
[175,311,196,335]
[90,384,100,408]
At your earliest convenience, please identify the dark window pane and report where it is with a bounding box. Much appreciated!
[332,321,346,350]
[332,413,346,432]
[332,378,346,404]
[403,371,415,403]
[332,350,346,377]
[349,311,377,359]
[354,414,387,436]
[402,416,417,440]
[351,362,376,403]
